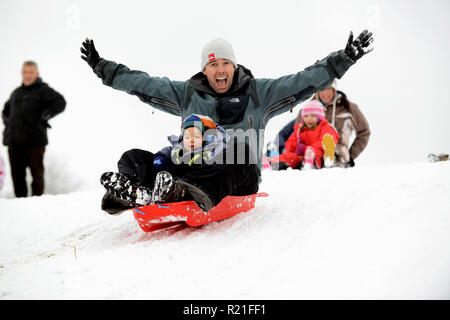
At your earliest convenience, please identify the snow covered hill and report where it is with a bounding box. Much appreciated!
[1,162,449,299]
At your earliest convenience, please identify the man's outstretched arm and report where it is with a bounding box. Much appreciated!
[80,39,186,116]
[256,30,374,124]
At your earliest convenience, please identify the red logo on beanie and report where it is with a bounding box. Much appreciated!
[208,53,216,62]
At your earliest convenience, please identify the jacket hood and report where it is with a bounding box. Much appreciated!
[188,64,254,97]
[331,91,348,107]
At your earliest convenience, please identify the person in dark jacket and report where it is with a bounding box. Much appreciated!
[80,31,374,173]
[2,61,66,197]
[100,114,259,214]
[274,119,296,155]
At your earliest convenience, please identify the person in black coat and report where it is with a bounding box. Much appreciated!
[2,61,66,197]
[274,119,296,155]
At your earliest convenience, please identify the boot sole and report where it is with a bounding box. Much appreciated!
[322,134,336,168]
[101,172,152,206]
[101,191,134,215]
[152,171,174,203]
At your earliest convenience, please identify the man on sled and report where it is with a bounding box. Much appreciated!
[81,31,374,214]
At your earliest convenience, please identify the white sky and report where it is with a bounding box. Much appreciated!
[1,0,449,188]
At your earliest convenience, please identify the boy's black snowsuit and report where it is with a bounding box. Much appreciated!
[117,126,259,207]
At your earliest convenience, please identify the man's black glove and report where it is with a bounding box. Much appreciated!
[344,30,374,62]
[80,38,101,69]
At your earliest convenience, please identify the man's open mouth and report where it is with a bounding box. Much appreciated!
[216,77,228,88]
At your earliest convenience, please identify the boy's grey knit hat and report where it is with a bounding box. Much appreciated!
[201,38,237,71]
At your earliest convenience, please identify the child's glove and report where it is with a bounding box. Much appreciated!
[296,143,306,156]
[153,156,169,170]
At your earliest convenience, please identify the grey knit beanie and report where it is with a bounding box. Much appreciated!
[201,38,237,71]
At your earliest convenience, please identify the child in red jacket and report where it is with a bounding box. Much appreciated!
[271,100,340,170]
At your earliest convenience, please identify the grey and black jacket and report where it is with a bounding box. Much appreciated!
[92,50,356,171]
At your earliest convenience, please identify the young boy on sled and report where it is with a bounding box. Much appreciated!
[100,114,259,215]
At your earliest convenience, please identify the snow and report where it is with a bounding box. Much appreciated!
[1,161,449,299]
[1,0,450,301]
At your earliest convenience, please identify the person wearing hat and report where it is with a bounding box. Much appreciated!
[315,80,370,167]
[80,30,374,174]
[100,114,259,214]
[270,100,340,170]
[272,79,370,167]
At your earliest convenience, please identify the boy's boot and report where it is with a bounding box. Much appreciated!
[152,171,214,212]
[100,191,134,215]
[100,172,153,206]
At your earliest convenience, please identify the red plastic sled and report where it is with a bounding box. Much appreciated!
[132,192,269,232]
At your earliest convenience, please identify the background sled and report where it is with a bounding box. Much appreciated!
[132,192,269,232]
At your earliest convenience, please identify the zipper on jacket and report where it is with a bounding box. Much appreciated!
[150,97,180,111]
[248,115,254,129]
[131,90,181,112]
[263,96,296,125]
